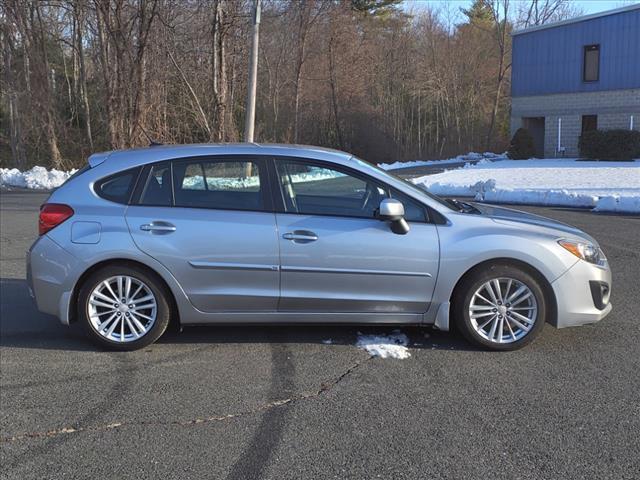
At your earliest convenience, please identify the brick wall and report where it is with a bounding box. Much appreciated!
[511,89,640,157]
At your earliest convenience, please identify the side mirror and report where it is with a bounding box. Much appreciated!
[377,198,410,235]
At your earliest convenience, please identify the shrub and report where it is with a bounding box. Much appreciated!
[507,128,536,160]
[579,129,640,161]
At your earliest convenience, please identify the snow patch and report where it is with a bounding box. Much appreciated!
[356,330,411,359]
[0,166,77,190]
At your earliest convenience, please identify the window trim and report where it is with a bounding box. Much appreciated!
[94,167,142,205]
[267,157,431,224]
[132,155,274,213]
[583,44,600,83]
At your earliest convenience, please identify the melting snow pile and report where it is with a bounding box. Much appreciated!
[1,166,76,190]
[413,158,640,213]
[356,330,411,359]
[378,152,505,171]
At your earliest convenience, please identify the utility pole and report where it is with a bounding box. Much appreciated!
[244,0,260,143]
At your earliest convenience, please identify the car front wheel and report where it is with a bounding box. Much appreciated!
[453,264,547,350]
[77,264,171,350]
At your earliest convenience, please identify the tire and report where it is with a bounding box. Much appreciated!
[452,263,547,351]
[77,264,171,351]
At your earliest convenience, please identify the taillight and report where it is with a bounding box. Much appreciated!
[39,204,74,235]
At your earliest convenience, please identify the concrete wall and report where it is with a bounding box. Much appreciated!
[510,88,640,157]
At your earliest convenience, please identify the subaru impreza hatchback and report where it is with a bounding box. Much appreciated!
[28,144,612,351]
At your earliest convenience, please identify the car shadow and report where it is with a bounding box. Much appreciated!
[0,277,481,353]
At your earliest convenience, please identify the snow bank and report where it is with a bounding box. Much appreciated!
[594,196,640,213]
[413,158,640,213]
[480,188,598,208]
[378,152,506,170]
[0,166,76,190]
[356,330,410,359]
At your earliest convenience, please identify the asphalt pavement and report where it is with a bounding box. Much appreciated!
[1,190,639,480]
[389,160,473,178]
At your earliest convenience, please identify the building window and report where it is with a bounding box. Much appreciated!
[583,45,599,82]
[582,115,598,134]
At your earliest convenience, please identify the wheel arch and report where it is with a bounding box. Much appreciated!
[449,257,558,326]
[69,258,181,328]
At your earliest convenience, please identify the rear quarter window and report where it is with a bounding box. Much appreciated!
[95,168,140,204]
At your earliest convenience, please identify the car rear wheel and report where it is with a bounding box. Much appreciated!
[453,264,547,351]
[78,264,170,350]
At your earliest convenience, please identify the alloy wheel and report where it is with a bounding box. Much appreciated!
[87,275,157,343]
[468,277,538,344]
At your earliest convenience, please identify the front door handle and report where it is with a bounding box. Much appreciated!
[283,230,318,243]
[140,221,176,234]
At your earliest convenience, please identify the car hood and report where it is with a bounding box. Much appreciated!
[471,203,598,244]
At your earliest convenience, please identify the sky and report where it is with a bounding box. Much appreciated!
[402,0,639,17]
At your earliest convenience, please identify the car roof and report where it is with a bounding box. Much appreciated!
[90,143,355,170]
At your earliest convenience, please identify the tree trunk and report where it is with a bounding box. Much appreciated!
[327,34,343,149]
[75,1,93,149]
[34,2,63,168]
[2,24,26,169]
[211,0,228,142]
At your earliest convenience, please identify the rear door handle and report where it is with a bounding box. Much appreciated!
[282,230,318,243]
[140,222,176,234]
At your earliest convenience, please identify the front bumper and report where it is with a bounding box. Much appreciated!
[551,258,612,328]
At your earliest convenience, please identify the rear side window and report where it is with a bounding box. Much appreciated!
[173,159,263,211]
[139,162,172,206]
[95,168,140,204]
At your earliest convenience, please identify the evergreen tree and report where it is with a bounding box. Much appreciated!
[461,0,493,26]
[351,0,402,18]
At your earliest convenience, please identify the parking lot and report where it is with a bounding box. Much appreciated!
[1,190,639,479]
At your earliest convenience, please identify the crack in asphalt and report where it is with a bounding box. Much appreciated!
[0,356,371,444]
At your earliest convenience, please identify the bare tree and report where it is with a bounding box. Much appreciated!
[0,0,587,169]
[1,17,27,168]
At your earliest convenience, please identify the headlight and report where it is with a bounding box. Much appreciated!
[558,239,605,265]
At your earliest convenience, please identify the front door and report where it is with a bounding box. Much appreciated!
[126,157,279,313]
[272,159,439,314]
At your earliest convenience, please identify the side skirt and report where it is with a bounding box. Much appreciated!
[180,312,424,325]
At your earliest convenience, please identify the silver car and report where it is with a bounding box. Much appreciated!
[28,144,612,351]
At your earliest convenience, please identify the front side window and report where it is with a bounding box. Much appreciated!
[389,190,428,223]
[276,161,386,218]
[95,167,140,204]
[173,159,263,211]
[583,44,599,82]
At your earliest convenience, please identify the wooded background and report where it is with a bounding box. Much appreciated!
[0,0,580,169]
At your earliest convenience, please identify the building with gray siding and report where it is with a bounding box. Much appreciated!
[510,5,640,158]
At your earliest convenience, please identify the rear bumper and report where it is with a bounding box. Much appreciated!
[28,235,83,325]
[551,259,612,328]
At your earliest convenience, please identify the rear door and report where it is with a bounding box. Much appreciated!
[126,156,280,313]
[272,158,440,314]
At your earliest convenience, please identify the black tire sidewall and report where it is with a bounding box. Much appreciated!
[454,264,547,351]
[77,264,171,351]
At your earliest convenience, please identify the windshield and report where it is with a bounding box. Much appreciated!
[351,157,455,210]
